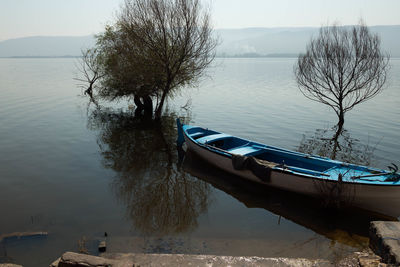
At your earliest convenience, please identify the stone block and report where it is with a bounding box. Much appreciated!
[57,252,121,267]
[358,253,386,267]
[49,257,61,267]
[370,221,400,265]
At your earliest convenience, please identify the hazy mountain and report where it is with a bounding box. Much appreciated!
[215,25,400,57]
[0,25,399,57]
[216,27,316,56]
[0,35,95,57]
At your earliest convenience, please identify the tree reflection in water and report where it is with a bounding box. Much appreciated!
[297,126,378,166]
[87,107,210,235]
[297,126,380,207]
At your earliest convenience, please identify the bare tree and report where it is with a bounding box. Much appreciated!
[75,48,104,100]
[294,23,389,140]
[78,0,217,120]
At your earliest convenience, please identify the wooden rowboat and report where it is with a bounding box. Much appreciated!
[177,119,400,217]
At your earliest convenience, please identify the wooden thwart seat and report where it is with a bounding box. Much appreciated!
[227,146,260,156]
[189,132,206,139]
[196,133,231,144]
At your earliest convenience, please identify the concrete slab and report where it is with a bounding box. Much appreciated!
[102,235,357,260]
[52,251,333,267]
[370,221,400,265]
[103,252,333,267]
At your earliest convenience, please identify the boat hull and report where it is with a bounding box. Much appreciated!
[184,133,400,217]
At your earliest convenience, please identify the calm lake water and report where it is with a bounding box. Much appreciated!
[0,58,399,266]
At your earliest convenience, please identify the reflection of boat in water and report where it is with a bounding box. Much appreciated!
[182,151,398,248]
[178,120,400,217]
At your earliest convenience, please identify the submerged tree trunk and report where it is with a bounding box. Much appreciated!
[134,95,153,118]
[134,95,144,110]
[154,89,168,121]
[143,95,153,113]
[334,110,345,140]
[331,110,345,159]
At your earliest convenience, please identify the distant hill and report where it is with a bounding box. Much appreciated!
[216,27,316,56]
[0,35,95,57]
[0,25,399,58]
[215,25,400,57]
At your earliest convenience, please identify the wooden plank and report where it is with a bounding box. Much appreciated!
[0,231,48,242]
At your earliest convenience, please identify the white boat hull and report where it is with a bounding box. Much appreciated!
[184,134,400,218]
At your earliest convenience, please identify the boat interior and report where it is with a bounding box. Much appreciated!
[184,126,398,183]
[186,127,335,170]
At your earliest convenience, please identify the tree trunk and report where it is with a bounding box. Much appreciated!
[134,95,144,110]
[143,95,153,117]
[143,95,153,113]
[331,110,345,159]
[84,83,93,97]
[154,89,168,121]
[334,111,345,140]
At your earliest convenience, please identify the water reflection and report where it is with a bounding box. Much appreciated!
[297,126,377,166]
[87,108,210,235]
[183,151,396,249]
[297,127,385,209]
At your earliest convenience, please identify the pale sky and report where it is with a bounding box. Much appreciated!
[1,0,400,41]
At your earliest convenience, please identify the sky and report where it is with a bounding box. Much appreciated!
[1,0,400,41]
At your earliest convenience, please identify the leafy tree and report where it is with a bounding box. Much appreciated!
[294,23,389,139]
[79,0,217,120]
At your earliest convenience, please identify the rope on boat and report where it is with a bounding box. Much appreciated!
[351,163,400,182]
[231,154,277,182]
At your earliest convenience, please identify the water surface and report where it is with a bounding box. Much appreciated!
[0,58,399,266]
